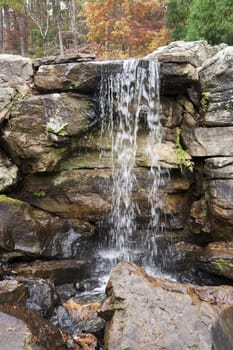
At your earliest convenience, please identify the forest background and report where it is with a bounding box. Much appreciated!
[0,0,232,59]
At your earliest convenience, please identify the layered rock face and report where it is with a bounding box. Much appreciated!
[0,41,233,273]
[0,42,233,349]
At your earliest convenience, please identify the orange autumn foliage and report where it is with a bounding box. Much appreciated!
[84,0,170,59]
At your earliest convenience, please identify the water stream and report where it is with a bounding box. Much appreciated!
[99,59,162,260]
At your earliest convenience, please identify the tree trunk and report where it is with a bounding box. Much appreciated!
[3,5,12,52]
[17,13,28,56]
[70,0,78,50]
[0,9,3,53]
[56,12,64,56]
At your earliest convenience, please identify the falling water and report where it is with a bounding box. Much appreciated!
[99,59,162,261]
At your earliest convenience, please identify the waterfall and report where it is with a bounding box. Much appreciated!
[99,59,161,261]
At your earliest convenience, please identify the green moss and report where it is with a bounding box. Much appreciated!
[46,122,69,136]
[200,92,211,113]
[138,188,146,193]
[33,191,46,198]
[55,147,67,154]
[0,195,27,211]
[82,100,90,110]
[0,195,22,205]
[212,259,233,270]
[120,344,130,350]
[175,129,194,172]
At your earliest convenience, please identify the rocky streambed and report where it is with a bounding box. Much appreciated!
[0,41,233,349]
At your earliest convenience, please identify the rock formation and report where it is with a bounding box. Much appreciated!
[0,42,233,349]
[99,261,233,350]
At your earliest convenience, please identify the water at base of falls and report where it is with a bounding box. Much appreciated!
[99,59,162,263]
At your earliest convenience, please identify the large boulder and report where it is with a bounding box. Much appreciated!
[146,41,226,96]
[2,93,97,173]
[0,54,33,123]
[0,312,33,350]
[0,54,33,85]
[99,261,233,350]
[146,40,226,67]
[34,62,101,92]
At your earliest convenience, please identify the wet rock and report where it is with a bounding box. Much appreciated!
[63,333,98,350]
[182,126,233,157]
[2,93,97,173]
[14,167,191,230]
[0,304,66,350]
[0,151,19,192]
[0,280,27,304]
[99,261,233,350]
[52,305,77,331]
[0,195,70,255]
[6,259,87,285]
[63,299,104,335]
[198,242,233,281]
[25,278,60,317]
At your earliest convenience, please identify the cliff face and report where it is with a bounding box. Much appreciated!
[0,42,233,271]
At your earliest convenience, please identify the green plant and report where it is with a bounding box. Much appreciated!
[175,129,194,172]
[33,191,46,198]
[200,92,211,113]
[213,259,233,270]
[46,122,69,136]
